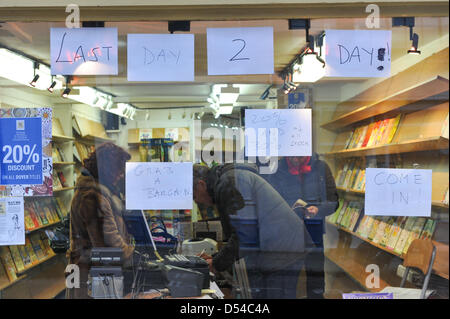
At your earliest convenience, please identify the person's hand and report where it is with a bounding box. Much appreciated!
[198,252,212,260]
[305,206,319,219]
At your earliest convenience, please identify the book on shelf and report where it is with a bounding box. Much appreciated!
[354,169,366,191]
[0,258,11,287]
[385,114,402,144]
[8,246,25,273]
[55,197,69,218]
[361,122,376,148]
[379,217,396,247]
[17,245,32,268]
[393,217,416,255]
[24,206,37,231]
[356,125,369,149]
[402,217,427,255]
[386,216,407,250]
[419,219,436,240]
[31,201,49,226]
[56,145,67,162]
[366,121,382,147]
[367,217,381,241]
[0,247,17,282]
[29,233,46,261]
[39,233,54,257]
[375,119,390,146]
[348,203,363,231]
[336,201,350,225]
[24,237,39,265]
[328,198,345,224]
[27,202,43,228]
[52,172,63,190]
[342,160,357,188]
[343,130,355,149]
[57,171,68,188]
[52,147,62,162]
[372,216,388,244]
[73,144,81,162]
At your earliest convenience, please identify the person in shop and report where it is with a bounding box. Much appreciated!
[66,142,135,299]
[193,163,313,299]
[263,154,339,299]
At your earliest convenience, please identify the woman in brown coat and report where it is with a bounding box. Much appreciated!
[66,142,134,299]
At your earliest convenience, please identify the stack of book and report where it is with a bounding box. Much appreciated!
[335,159,366,191]
[327,199,364,232]
[0,233,55,279]
[52,170,68,190]
[24,198,66,231]
[52,144,67,162]
[343,114,402,150]
[74,142,95,162]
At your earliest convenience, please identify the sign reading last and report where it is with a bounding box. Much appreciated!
[50,28,118,75]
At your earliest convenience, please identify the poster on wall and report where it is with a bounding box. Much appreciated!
[207,27,274,75]
[50,27,118,75]
[324,29,392,78]
[0,197,25,246]
[365,168,432,217]
[245,109,312,157]
[125,162,193,210]
[127,34,195,81]
[287,88,313,109]
[0,108,53,197]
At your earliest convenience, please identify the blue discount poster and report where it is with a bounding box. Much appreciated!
[0,108,52,197]
[0,117,43,185]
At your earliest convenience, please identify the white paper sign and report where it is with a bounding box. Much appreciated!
[325,30,391,78]
[125,162,193,210]
[127,34,195,81]
[365,168,432,217]
[50,28,118,75]
[245,109,312,157]
[0,197,25,246]
[207,27,274,75]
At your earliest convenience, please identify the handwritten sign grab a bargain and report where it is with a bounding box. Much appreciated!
[365,168,432,217]
[207,27,274,75]
[325,30,392,78]
[245,109,312,157]
[50,28,118,75]
[125,162,193,210]
[127,34,195,82]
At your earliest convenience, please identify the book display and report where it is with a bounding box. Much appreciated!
[322,48,449,297]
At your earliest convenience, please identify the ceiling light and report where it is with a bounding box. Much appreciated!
[47,81,57,93]
[145,112,150,120]
[219,85,240,104]
[61,87,71,98]
[407,33,421,55]
[29,74,39,87]
[182,111,186,119]
[168,112,172,120]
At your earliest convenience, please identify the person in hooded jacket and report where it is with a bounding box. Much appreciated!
[263,154,339,299]
[66,142,134,299]
[193,163,312,299]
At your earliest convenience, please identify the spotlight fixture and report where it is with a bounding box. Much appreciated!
[47,81,57,93]
[168,112,172,120]
[182,111,186,119]
[61,87,71,98]
[392,17,421,55]
[29,74,39,87]
[145,112,150,120]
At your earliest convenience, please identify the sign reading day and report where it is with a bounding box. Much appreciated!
[125,162,193,210]
[127,34,195,81]
[365,168,432,217]
[325,30,391,78]
[245,109,312,157]
[207,27,274,75]
[0,117,43,185]
[50,28,118,75]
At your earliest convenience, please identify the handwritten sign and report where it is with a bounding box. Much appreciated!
[365,168,432,217]
[125,162,193,210]
[0,197,24,246]
[325,30,391,77]
[50,28,118,75]
[244,109,312,157]
[207,27,274,75]
[127,34,194,81]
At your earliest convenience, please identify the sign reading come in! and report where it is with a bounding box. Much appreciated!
[0,108,53,196]
[50,27,118,75]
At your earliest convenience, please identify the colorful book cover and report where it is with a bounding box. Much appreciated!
[337,161,350,187]
[386,217,407,250]
[39,233,54,257]
[419,219,436,240]
[344,130,355,149]
[402,217,427,255]
[361,122,376,148]
[57,171,68,188]
[349,204,362,231]
[372,217,388,244]
[379,217,396,247]
[8,246,25,273]
[24,207,37,231]
[53,173,62,190]
[394,217,416,255]
[28,202,43,227]
[355,169,366,191]
[0,247,18,282]
[356,125,369,149]
[328,198,345,224]
[347,127,360,149]
[30,233,46,260]
[356,215,368,235]
[24,238,39,265]
[0,260,11,287]
[374,119,390,146]
[342,161,357,188]
[56,197,69,218]
[17,245,32,268]
[33,201,49,225]
[367,120,382,147]
[337,202,351,226]
[386,114,402,144]
[368,217,381,240]
[336,201,349,225]
[360,216,375,238]
[380,117,395,144]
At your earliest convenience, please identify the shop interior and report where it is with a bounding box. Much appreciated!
[0,15,448,299]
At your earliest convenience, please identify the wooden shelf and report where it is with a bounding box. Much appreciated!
[336,187,449,209]
[52,134,74,143]
[0,274,27,291]
[327,221,450,280]
[325,248,389,292]
[25,220,61,234]
[321,76,449,132]
[16,253,57,276]
[323,136,449,158]
[53,186,75,193]
[53,161,76,166]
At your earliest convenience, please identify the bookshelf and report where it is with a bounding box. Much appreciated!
[322,48,449,298]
